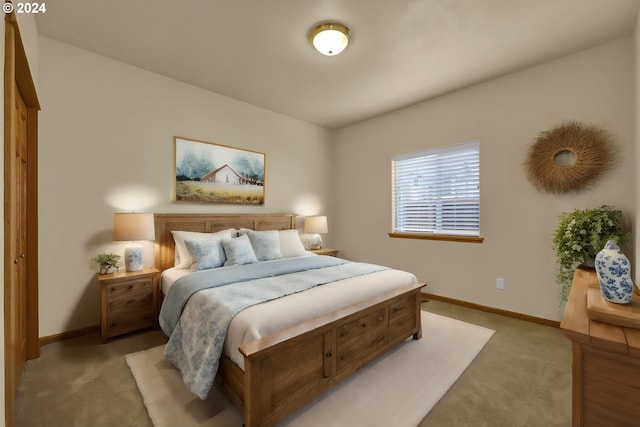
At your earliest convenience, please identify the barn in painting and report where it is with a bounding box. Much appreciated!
[200,164,263,185]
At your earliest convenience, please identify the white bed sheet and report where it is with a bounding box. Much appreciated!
[161,261,418,371]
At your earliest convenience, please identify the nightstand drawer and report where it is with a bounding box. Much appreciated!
[106,278,153,314]
[107,277,153,299]
[107,289,154,315]
[106,310,155,336]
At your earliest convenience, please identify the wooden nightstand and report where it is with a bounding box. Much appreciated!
[310,248,339,257]
[97,267,160,342]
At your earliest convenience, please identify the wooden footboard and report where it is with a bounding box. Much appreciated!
[218,282,425,427]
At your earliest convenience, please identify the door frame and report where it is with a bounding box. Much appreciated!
[4,10,40,426]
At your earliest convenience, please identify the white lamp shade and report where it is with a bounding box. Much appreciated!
[113,213,155,241]
[304,216,328,234]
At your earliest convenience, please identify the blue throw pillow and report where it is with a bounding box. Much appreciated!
[184,239,226,271]
[247,230,282,261]
[222,234,259,266]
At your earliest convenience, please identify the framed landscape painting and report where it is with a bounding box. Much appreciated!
[174,136,265,205]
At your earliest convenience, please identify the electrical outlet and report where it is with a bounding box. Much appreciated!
[496,277,505,290]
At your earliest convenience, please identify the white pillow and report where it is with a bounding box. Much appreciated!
[171,229,233,269]
[279,229,307,258]
[222,234,259,266]
[246,230,282,261]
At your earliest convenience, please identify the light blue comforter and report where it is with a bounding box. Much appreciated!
[161,256,389,399]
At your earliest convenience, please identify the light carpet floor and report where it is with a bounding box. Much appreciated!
[126,311,494,427]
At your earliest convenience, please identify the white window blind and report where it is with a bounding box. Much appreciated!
[392,141,480,236]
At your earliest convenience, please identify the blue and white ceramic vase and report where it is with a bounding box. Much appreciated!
[594,240,633,304]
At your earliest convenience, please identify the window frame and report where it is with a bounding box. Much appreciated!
[390,141,483,243]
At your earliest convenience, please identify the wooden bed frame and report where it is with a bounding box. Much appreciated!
[154,213,426,427]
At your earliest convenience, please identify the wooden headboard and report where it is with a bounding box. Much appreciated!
[154,213,297,272]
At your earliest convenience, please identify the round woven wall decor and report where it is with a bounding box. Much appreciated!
[524,121,613,194]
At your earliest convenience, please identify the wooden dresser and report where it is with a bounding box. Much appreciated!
[560,268,640,427]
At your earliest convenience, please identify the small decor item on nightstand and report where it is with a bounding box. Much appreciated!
[595,240,634,304]
[303,215,328,250]
[93,252,120,274]
[114,212,156,272]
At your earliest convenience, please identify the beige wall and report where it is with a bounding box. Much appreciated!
[37,37,334,337]
[15,13,38,90]
[333,37,635,322]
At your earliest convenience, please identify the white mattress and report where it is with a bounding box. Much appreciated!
[161,262,418,370]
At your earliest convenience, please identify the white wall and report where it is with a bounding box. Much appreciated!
[333,37,635,322]
[38,37,334,337]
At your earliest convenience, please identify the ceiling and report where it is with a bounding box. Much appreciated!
[35,0,640,130]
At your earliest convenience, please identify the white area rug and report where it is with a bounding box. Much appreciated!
[126,312,494,427]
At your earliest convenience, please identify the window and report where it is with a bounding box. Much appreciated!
[391,141,480,241]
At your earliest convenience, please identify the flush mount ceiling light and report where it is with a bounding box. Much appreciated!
[309,23,350,56]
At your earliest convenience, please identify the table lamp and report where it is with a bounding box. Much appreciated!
[113,212,155,271]
[304,216,328,250]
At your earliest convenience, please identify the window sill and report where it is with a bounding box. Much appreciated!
[388,232,484,243]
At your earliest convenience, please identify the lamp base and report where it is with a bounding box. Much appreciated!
[124,243,144,271]
[308,233,323,250]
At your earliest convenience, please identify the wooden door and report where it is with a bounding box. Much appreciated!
[13,81,28,380]
[4,13,40,426]
[4,80,29,420]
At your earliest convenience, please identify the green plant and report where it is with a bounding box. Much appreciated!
[553,205,627,304]
[92,252,120,274]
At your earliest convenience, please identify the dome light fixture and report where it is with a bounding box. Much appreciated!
[309,22,350,56]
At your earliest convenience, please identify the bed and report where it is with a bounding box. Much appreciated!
[154,213,426,427]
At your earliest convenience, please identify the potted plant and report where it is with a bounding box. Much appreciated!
[553,205,627,304]
[93,252,121,274]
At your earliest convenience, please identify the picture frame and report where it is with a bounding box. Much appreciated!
[174,136,265,205]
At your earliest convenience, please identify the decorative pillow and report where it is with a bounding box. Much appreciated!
[246,230,282,261]
[222,234,259,266]
[184,239,226,271]
[279,229,307,257]
[171,229,234,269]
